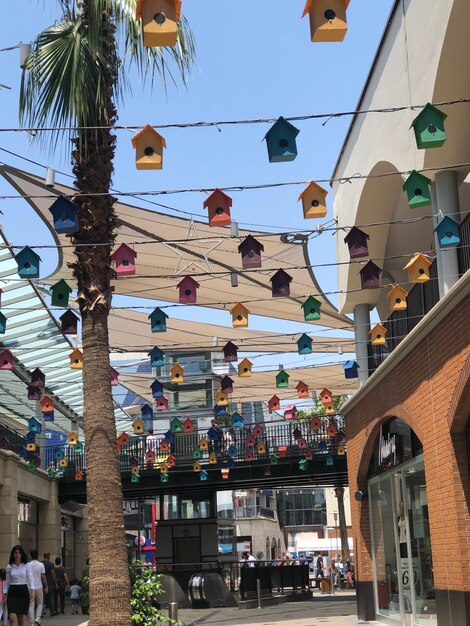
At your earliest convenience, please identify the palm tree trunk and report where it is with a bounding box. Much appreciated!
[334,486,351,562]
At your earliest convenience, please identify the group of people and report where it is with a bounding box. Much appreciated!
[0,546,87,626]
[312,553,355,589]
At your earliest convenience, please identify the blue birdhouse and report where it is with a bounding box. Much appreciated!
[0,312,6,334]
[227,458,236,470]
[43,411,55,422]
[18,447,28,459]
[148,346,165,367]
[231,412,244,428]
[25,431,36,444]
[343,360,359,379]
[264,116,300,163]
[49,195,80,234]
[141,404,154,420]
[16,246,41,279]
[54,448,65,461]
[200,470,209,481]
[28,417,41,434]
[436,215,460,248]
[164,430,174,444]
[297,333,313,355]
[214,405,227,418]
[150,378,164,398]
[318,440,327,453]
[326,456,334,467]
[148,307,168,333]
[227,444,238,457]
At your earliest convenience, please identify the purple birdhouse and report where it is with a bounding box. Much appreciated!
[30,368,45,388]
[222,341,238,363]
[156,396,169,411]
[0,349,15,370]
[110,367,119,386]
[270,269,293,297]
[220,376,234,394]
[237,235,264,269]
[111,243,137,276]
[177,275,200,304]
[360,260,382,289]
[59,309,79,334]
[344,226,370,259]
[27,386,41,401]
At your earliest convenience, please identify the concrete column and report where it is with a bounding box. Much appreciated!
[434,170,461,294]
[37,479,61,557]
[430,184,445,298]
[0,451,19,565]
[354,304,371,386]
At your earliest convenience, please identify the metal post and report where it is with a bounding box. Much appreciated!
[256,578,262,609]
[168,602,178,621]
[434,170,461,295]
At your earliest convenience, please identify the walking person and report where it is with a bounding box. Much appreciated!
[345,560,355,589]
[69,580,81,615]
[27,551,47,626]
[52,559,68,615]
[5,545,34,626]
[40,555,56,618]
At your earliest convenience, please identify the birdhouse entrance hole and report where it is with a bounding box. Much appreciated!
[73,358,80,365]
[215,207,224,215]
[377,333,382,339]
[428,124,437,134]
[154,12,166,24]
[175,373,180,378]
[144,146,155,156]
[243,367,248,373]
[279,139,289,148]
[396,298,402,304]
[185,289,192,296]
[419,268,425,275]
[155,320,162,326]
[446,230,453,238]
[311,199,319,207]
[57,293,64,300]
[24,262,31,269]
[237,315,243,321]
[325,9,336,21]
[122,259,129,266]
[60,213,68,222]
[2,358,8,366]
[414,187,423,197]
[247,250,255,258]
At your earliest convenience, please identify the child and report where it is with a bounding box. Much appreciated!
[0,568,7,625]
[69,579,81,615]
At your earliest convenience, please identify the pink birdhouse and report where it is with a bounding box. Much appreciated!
[183,417,194,432]
[237,235,264,269]
[110,367,119,386]
[304,449,313,461]
[203,188,233,227]
[297,437,308,449]
[167,455,177,468]
[0,349,15,370]
[252,424,263,438]
[30,368,46,388]
[245,434,255,448]
[284,405,298,420]
[270,269,293,297]
[111,243,137,276]
[156,396,169,411]
[117,432,129,447]
[177,275,200,304]
[245,451,255,462]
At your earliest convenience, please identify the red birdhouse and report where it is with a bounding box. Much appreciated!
[40,396,54,413]
[245,434,255,448]
[270,269,293,297]
[304,449,313,461]
[110,367,119,386]
[111,243,137,276]
[117,432,129,447]
[203,189,232,227]
[167,455,177,468]
[360,261,382,289]
[183,417,194,432]
[327,421,338,437]
[344,226,370,259]
[59,310,79,335]
[238,235,264,269]
[253,424,263,438]
[177,275,200,304]
[222,341,238,363]
[145,448,156,462]
[156,396,169,411]
[159,439,170,452]
[0,349,15,370]
[296,381,309,398]
[319,388,333,404]
[310,415,321,430]
[268,395,281,413]
[75,470,84,481]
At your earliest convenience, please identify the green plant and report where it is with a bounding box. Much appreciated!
[129,562,180,626]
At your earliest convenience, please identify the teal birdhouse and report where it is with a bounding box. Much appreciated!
[193,448,202,460]
[231,412,244,428]
[54,448,65,461]
[402,171,432,208]
[227,444,238,457]
[51,280,72,307]
[343,360,359,379]
[326,456,334,467]
[411,103,447,149]
[49,195,80,234]
[148,346,165,367]
[170,417,182,432]
[297,333,313,355]
[276,369,289,388]
[200,470,209,481]
[28,417,41,434]
[299,459,309,471]
[264,117,300,163]
[436,215,460,248]
[0,312,6,334]
[47,467,56,478]
[302,295,321,321]
[160,473,169,484]
[16,246,41,278]
[149,307,168,332]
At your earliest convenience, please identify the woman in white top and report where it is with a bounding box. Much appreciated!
[5,545,34,626]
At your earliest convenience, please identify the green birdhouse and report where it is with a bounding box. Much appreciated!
[193,447,203,460]
[270,454,280,465]
[276,369,289,388]
[170,417,182,433]
[74,441,84,453]
[402,171,432,208]
[160,473,169,483]
[299,459,309,471]
[131,472,140,483]
[301,295,321,321]
[47,467,57,478]
[51,280,73,307]
[411,103,447,149]
[28,460,38,471]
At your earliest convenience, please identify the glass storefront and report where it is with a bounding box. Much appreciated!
[369,455,437,625]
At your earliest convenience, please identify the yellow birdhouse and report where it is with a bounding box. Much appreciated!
[387,285,409,312]
[68,432,78,446]
[256,442,266,455]
[133,419,144,434]
[59,458,68,468]
[131,465,140,475]
[324,403,335,415]
[69,348,83,370]
[302,0,349,43]
[230,302,250,328]
[199,437,209,451]
[160,462,169,474]
[216,390,229,407]
[131,124,166,170]
[136,0,181,47]
[26,442,37,452]
[337,444,346,456]
[404,253,432,284]
[370,323,387,346]
[170,363,184,384]
[238,358,253,378]
[209,452,218,464]
[193,461,202,472]
[298,180,328,219]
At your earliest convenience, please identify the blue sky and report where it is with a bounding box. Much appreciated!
[0,0,393,377]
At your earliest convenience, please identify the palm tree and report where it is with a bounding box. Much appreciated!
[19,2,195,625]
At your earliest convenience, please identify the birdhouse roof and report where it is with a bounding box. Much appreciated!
[111,242,137,261]
[177,275,200,289]
[149,346,164,357]
[344,360,358,370]
[239,357,252,367]
[436,215,459,231]
[269,394,280,402]
[131,124,167,149]
[301,295,321,309]
[297,333,312,344]
[264,116,300,140]
[410,103,447,128]
[221,375,234,384]
[223,341,239,351]
[40,395,53,406]
[136,0,182,21]
[149,307,169,320]
[203,188,233,209]
[344,226,370,245]
[298,180,328,202]
[360,260,382,277]
[387,284,409,300]
[237,234,264,254]
[296,381,308,390]
[402,170,432,190]
[284,405,297,412]
[60,309,79,323]
[370,323,387,335]
[16,246,41,262]
[270,269,293,284]
[69,348,83,359]
[302,0,349,17]
[52,279,72,293]
[320,387,332,398]
[0,348,14,361]
[170,363,184,373]
[230,302,249,316]
[403,253,433,270]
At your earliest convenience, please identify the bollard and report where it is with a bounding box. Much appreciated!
[256,579,262,609]
[168,602,178,621]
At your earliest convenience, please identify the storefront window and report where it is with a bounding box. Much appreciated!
[163,494,212,519]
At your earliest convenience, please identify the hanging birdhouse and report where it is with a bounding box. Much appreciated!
[327,421,338,437]
[343,360,359,379]
[140,405,154,425]
[276,369,289,388]
[203,188,232,227]
[360,260,382,289]
[253,424,263,437]
[49,195,79,234]
[344,226,370,259]
[402,171,432,208]
[337,444,346,456]
[58,458,68,469]
[221,376,234,394]
[160,463,169,474]
[270,453,280,465]
[68,431,78,446]
[183,417,194,432]
[215,390,229,407]
[200,470,208,481]
[193,461,202,473]
[296,381,309,398]
[302,0,349,42]
[0,349,15,370]
[0,312,6,335]
[270,269,293,297]
[25,432,36,445]
[145,449,155,463]
[318,440,327,453]
[156,396,169,411]
[231,412,244,428]
[43,411,55,422]
[151,379,164,398]
[193,447,202,460]
[209,452,218,464]
[320,388,333,404]
[111,243,137,276]
[264,116,300,163]
[256,442,266,455]
[27,386,41,401]
[278,445,289,458]
[238,235,264,269]
[131,124,166,170]
[227,444,238,458]
[159,439,170,453]
[387,284,409,312]
[404,253,432,283]
[129,456,139,468]
[136,0,181,47]
[40,396,54,413]
[268,395,281,413]
[170,417,182,432]
[59,309,79,335]
[222,341,238,363]
[221,467,230,480]
[298,181,328,219]
[214,404,228,417]
[245,433,255,448]
[117,432,129,447]
[299,459,309,471]
[238,358,253,377]
[148,346,165,367]
[69,348,83,369]
[177,275,200,304]
[324,402,336,416]
[245,451,255,462]
[28,417,41,434]
[199,437,209,451]
[297,437,308,449]
[411,103,447,149]
[305,449,313,461]
[370,323,387,346]
[301,295,321,322]
[133,419,144,434]
[284,405,297,420]
[230,302,250,328]
[51,279,72,307]
[30,368,46,388]
[149,307,169,332]
[170,363,184,384]
[167,455,176,468]
[73,470,84,481]
[436,215,460,248]
[297,333,313,355]
[75,441,84,453]
[16,246,41,279]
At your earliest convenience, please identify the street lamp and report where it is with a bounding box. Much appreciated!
[333,512,339,553]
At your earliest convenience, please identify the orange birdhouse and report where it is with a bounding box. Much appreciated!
[319,388,333,405]
[337,444,346,456]
[170,363,184,383]
[68,432,78,446]
[40,396,54,413]
[159,439,170,452]
[238,358,253,377]
[203,188,233,227]
[302,0,349,43]
[215,390,229,406]
[69,348,83,370]
[268,394,280,413]
[133,419,144,434]
[230,302,250,328]
[131,124,166,170]
[370,323,387,346]
[310,415,321,430]
[145,448,156,462]
[404,253,432,283]
[296,381,309,398]
[183,417,194,432]
[75,470,84,481]
[136,0,181,47]
[387,285,408,312]
[58,458,68,468]
[298,180,328,219]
